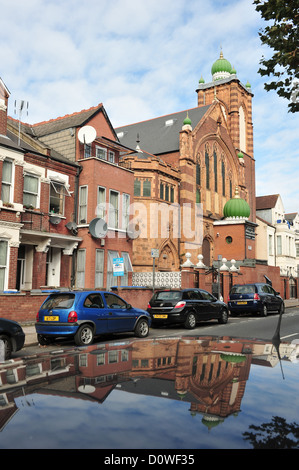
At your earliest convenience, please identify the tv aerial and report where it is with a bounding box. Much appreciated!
[78,125,97,145]
[89,218,108,239]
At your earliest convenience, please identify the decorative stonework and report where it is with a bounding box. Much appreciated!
[132,271,181,288]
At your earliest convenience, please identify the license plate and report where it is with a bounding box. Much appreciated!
[153,314,168,319]
[237,301,247,305]
[44,316,59,321]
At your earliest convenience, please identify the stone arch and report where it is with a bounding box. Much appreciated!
[157,239,179,271]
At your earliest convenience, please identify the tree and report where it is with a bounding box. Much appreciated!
[254,0,299,112]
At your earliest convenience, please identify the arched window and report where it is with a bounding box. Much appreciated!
[214,149,218,192]
[222,161,225,196]
[196,163,201,186]
[205,148,210,189]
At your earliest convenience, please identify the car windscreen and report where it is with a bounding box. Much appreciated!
[42,294,75,310]
[230,285,256,294]
[154,291,183,301]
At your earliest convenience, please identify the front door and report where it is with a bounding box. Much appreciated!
[46,247,61,287]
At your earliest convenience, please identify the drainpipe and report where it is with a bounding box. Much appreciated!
[71,164,82,287]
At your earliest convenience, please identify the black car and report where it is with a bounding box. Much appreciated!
[228,283,285,316]
[147,288,229,328]
[0,318,25,360]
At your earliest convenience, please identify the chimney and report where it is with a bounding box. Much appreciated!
[0,78,10,137]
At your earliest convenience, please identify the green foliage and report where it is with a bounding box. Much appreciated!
[254,0,299,112]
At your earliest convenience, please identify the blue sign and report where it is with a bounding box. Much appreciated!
[113,257,124,276]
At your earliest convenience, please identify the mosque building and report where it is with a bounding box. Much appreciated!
[117,51,256,279]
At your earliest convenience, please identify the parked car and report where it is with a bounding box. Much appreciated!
[147,288,228,328]
[36,290,151,346]
[228,283,285,316]
[0,318,25,360]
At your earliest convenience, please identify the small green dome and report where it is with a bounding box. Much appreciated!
[237,151,244,159]
[245,80,251,88]
[223,187,250,219]
[183,112,192,126]
[231,65,237,75]
[199,75,205,84]
[211,51,232,79]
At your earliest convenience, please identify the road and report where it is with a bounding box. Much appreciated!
[14,306,299,359]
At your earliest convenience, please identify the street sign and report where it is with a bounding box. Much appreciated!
[151,249,159,258]
[113,257,124,276]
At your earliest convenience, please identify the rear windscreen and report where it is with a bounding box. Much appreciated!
[230,285,256,294]
[42,294,75,309]
[155,291,182,301]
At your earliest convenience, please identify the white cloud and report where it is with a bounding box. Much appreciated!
[0,0,298,212]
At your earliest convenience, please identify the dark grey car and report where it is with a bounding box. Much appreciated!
[147,288,229,328]
[228,283,285,316]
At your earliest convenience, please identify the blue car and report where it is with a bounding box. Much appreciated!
[36,291,151,346]
[228,283,285,317]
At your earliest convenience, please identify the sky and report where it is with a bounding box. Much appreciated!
[0,0,298,212]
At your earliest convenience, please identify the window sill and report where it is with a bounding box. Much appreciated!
[0,201,23,212]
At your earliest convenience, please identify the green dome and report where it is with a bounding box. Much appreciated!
[223,187,250,219]
[183,112,192,126]
[231,65,237,75]
[199,75,205,84]
[211,51,232,79]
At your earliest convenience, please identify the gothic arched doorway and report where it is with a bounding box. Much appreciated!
[202,238,211,267]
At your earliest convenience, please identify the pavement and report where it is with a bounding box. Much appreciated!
[20,298,299,348]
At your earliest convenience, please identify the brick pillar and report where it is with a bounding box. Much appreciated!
[32,251,47,288]
[8,245,18,289]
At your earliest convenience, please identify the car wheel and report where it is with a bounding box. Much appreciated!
[261,305,268,317]
[184,312,196,329]
[0,335,12,360]
[278,303,285,314]
[37,334,54,346]
[218,309,228,324]
[134,318,149,338]
[74,324,94,346]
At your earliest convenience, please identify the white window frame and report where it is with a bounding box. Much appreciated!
[78,185,88,224]
[122,193,130,230]
[76,249,86,288]
[49,180,71,216]
[107,250,119,290]
[95,249,104,288]
[108,150,115,163]
[96,146,107,160]
[109,190,119,229]
[23,173,40,208]
[97,186,106,219]
[0,239,8,291]
[1,158,14,204]
[120,251,133,286]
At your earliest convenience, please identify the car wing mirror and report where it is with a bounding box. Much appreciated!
[126,304,132,309]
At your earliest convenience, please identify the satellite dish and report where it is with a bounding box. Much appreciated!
[49,216,61,225]
[89,218,108,238]
[66,221,78,231]
[65,221,78,235]
[78,125,96,144]
[126,222,140,240]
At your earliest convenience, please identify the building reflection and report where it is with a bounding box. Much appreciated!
[0,335,298,433]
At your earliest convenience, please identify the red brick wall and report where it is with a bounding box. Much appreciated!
[0,292,48,322]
